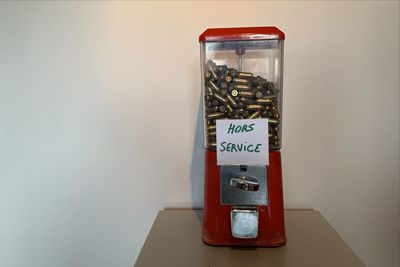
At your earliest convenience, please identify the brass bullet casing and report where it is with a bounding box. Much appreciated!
[206,60,218,79]
[268,133,273,138]
[213,93,228,104]
[207,112,224,119]
[255,91,263,99]
[212,99,219,107]
[242,110,250,118]
[231,90,239,97]
[207,125,216,131]
[207,106,219,112]
[206,87,213,96]
[233,78,250,84]
[268,119,280,125]
[204,71,211,79]
[220,89,228,96]
[225,104,234,113]
[255,98,273,104]
[226,94,238,107]
[206,101,213,108]
[247,104,264,111]
[238,72,252,78]
[208,80,220,93]
[238,91,253,97]
[234,84,251,90]
[248,111,262,119]
[208,142,217,149]
[225,75,232,83]
[208,131,216,137]
[208,67,218,80]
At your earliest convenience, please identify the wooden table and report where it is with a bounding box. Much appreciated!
[134,209,365,267]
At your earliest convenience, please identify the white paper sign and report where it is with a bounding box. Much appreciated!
[216,119,269,166]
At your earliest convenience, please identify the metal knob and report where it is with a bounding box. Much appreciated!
[230,176,259,191]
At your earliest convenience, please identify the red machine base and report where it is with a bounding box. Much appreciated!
[202,150,286,246]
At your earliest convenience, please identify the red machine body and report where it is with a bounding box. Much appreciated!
[203,150,286,246]
[200,27,286,246]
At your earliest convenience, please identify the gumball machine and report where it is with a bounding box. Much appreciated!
[199,27,286,246]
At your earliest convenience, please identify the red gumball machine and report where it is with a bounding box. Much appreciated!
[200,27,286,246]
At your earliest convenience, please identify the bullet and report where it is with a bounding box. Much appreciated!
[238,72,252,78]
[213,93,228,104]
[255,98,273,104]
[226,94,238,107]
[207,106,219,112]
[234,84,251,90]
[255,91,263,99]
[206,61,218,79]
[225,75,232,83]
[208,142,217,149]
[247,104,264,110]
[225,104,234,113]
[209,80,220,93]
[207,125,216,131]
[208,131,216,136]
[238,91,253,97]
[206,87,213,96]
[206,112,224,119]
[231,90,239,97]
[233,78,250,84]
[248,111,262,119]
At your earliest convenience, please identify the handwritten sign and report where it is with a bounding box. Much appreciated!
[216,119,269,166]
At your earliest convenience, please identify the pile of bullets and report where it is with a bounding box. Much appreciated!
[204,60,281,150]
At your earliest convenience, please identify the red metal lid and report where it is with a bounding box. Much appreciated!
[199,26,285,42]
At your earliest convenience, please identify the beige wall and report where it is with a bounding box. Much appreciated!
[0,1,398,267]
